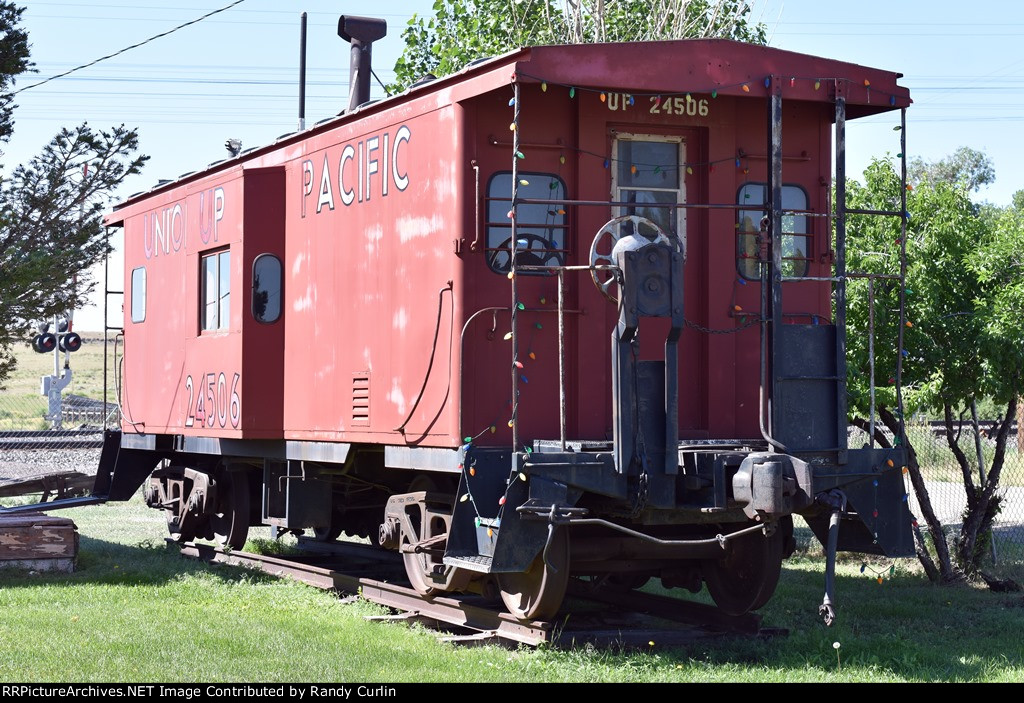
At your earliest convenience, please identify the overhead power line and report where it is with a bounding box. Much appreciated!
[11,0,249,96]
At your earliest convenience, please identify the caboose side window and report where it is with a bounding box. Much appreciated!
[252,254,282,324]
[737,184,810,280]
[201,249,231,331]
[485,172,567,274]
[130,267,146,323]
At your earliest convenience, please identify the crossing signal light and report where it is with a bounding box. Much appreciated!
[59,332,82,353]
[32,333,57,353]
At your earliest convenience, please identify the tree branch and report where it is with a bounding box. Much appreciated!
[878,405,961,582]
[944,402,977,501]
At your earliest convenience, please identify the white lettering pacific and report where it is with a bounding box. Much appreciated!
[301,125,411,218]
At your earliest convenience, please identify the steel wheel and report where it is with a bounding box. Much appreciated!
[312,509,343,543]
[488,233,565,272]
[703,525,783,615]
[497,528,570,621]
[164,500,199,544]
[209,467,250,550]
[401,476,447,596]
[152,469,200,544]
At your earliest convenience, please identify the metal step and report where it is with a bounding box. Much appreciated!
[443,553,493,573]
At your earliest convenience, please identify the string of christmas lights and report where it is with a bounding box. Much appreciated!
[515,70,904,108]
[859,561,897,584]
[484,69,916,548]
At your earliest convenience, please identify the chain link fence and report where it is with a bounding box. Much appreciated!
[892,421,1023,564]
[793,421,1024,566]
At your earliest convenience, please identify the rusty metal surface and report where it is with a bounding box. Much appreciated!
[177,539,781,647]
[178,541,549,645]
[0,471,94,499]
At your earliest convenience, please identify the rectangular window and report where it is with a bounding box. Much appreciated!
[485,171,567,274]
[130,267,146,323]
[737,183,810,279]
[201,249,230,331]
[613,135,685,242]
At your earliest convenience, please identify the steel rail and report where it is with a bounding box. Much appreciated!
[178,541,549,645]
[177,540,776,647]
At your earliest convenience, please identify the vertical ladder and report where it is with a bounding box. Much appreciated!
[765,77,848,463]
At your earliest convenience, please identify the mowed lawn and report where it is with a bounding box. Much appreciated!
[1,494,1023,683]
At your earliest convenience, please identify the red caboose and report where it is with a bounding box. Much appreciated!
[92,18,916,621]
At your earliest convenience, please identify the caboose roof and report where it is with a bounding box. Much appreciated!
[107,38,908,220]
[511,39,910,117]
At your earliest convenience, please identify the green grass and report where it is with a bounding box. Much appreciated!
[0,333,116,430]
[2,494,1024,682]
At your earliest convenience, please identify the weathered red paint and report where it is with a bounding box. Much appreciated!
[107,40,908,449]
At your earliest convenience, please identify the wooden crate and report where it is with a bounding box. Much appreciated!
[0,513,78,572]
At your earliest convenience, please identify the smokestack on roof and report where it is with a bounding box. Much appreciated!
[338,15,387,113]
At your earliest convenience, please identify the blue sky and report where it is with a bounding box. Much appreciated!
[5,1,1023,327]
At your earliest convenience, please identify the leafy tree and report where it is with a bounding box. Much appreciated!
[845,155,1022,580]
[390,0,766,92]
[0,1,29,147]
[908,146,995,194]
[1011,189,1024,212]
[0,3,148,386]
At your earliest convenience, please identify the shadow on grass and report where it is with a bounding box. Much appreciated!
[4,525,1024,680]
[672,561,1024,681]
[0,534,280,589]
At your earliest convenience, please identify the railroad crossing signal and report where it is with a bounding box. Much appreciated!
[31,319,81,355]
[32,316,78,430]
